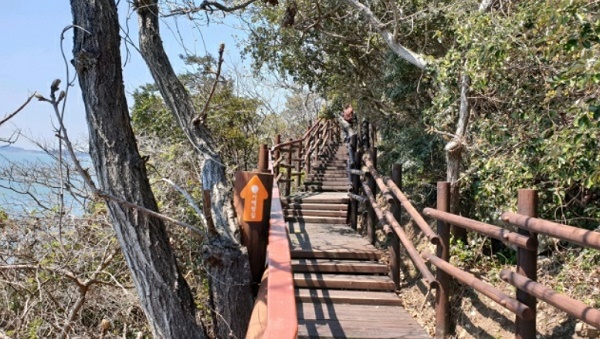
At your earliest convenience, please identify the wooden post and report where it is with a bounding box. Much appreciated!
[233,172,274,289]
[389,164,402,289]
[361,120,370,149]
[258,144,269,173]
[435,182,451,339]
[366,148,377,245]
[349,135,359,230]
[515,189,538,339]
[371,125,377,150]
[306,135,312,175]
[274,134,281,178]
[295,142,302,189]
[286,138,293,196]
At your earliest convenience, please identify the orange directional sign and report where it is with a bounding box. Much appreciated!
[240,175,269,222]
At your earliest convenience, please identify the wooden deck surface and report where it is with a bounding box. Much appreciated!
[284,190,430,338]
[275,142,430,338]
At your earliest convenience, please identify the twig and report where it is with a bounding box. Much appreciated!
[0,93,36,127]
[39,82,205,238]
[161,178,208,235]
[192,43,225,126]
[163,0,260,17]
[97,190,205,237]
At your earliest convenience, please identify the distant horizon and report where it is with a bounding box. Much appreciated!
[0,144,89,155]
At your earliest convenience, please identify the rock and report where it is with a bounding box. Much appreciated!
[575,322,599,338]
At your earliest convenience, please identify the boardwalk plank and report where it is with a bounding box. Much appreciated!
[292,259,388,274]
[281,141,430,339]
[295,289,404,306]
[294,273,395,291]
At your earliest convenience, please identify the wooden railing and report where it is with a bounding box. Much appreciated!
[349,120,600,338]
[246,119,340,338]
[271,119,340,196]
[246,150,297,339]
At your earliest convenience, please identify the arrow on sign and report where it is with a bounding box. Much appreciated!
[240,175,269,222]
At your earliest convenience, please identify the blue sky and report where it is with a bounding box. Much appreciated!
[0,1,245,149]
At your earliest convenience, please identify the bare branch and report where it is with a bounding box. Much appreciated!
[0,265,80,284]
[341,0,430,69]
[193,43,225,126]
[0,93,36,127]
[96,191,205,237]
[164,0,260,17]
[161,178,208,232]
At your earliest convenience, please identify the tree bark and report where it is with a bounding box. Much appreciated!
[444,74,470,241]
[135,1,254,337]
[70,1,204,338]
[342,0,429,69]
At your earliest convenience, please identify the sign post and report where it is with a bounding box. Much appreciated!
[234,171,274,287]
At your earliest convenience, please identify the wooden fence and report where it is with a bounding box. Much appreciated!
[271,119,340,196]
[349,120,600,338]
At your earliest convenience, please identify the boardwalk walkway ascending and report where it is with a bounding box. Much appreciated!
[282,142,430,339]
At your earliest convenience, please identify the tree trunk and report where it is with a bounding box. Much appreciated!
[70,1,204,338]
[445,74,470,242]
[135,2,254,338]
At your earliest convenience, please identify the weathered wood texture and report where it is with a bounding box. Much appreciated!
[283,141,430,339]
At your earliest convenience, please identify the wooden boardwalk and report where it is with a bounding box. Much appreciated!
[281,143,430,339]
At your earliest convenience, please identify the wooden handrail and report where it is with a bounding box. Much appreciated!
[423,252,534,320]
[501,269,600,328]
[424,208,537,250]
[361,153,439,244]
[501,212,600,250]
[361,181,437,287]
[262,180,297,338]
[272,119,322,152]
[349,119,600,338]
[271,119,339,196]
[246,151,297,339]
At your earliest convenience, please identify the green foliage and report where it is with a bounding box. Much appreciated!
[131,84,184,143]
[430,0,600,227]
[245,0,600,228]
[131,55,264,171]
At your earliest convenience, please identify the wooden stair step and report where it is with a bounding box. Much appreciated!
[285,193,348,204]
[304,183,350,188]
[292,259,388,274]
[316,157,348,161]
[285,215,347,224]
[313,161,347,166]
[309,169,348,173]
[291,249,380,260]
[312,165,347,170]
[306,178,349,182]
[297,303,430,339]
[305,186,349,192]
[295,289,403,306]
[305,177,350,182]
[284,210,347,218]
[294,273,395,291]
[285,203,348,211]
[304,180,350,184]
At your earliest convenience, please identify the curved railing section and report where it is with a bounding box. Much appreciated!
[271,119,340,196]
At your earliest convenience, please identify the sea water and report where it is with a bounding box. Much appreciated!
[0,147,91,217]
